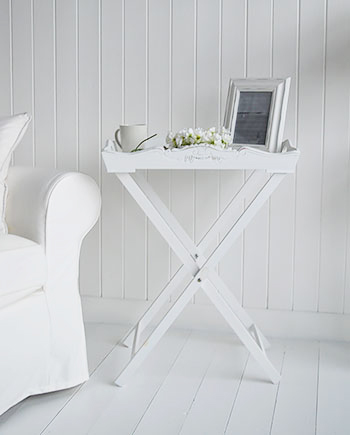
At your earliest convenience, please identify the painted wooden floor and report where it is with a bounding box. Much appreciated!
[0,323,349,435]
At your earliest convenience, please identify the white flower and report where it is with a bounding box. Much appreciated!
[199,131,206,143]
[166,131,175,145]
[165,126,233,150]
[179,129,187,139]
[175,134,183,147]
[187,128,194,137]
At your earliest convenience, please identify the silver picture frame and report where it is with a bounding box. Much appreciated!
[223,78,290,152]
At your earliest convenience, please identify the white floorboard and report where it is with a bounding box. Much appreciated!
[88,329,191,435]
[42,328,191,435]
[132,331,217,435]
[270,340,319,435]
[0,323,349,435]
[317,341,350,435]
[179,337,249,435]
[224,340,285,435]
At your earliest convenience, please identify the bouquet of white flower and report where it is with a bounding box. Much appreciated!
[165,127,233,150]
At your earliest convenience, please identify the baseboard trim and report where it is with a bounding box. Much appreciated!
[82,296,350,341]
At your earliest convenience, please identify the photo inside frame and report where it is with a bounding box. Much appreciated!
[233,91,272,145]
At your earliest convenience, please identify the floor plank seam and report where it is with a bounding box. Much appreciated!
[223,351,250,434]
[177,342,219,434]
[314,341,321,435]
[131,329,193,435]
[88,324,130,375]
[40,384,83,434]
[268,345,287,435]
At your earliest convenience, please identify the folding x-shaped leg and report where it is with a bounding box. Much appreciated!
[114,169,286,386]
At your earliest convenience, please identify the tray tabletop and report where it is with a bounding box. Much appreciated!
[102,139,300,174]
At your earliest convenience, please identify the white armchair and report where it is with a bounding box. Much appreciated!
[0,166,101,416]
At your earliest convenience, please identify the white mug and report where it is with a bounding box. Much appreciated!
[115,124,148,152]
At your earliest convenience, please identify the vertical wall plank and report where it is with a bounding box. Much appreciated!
[33,0,55,168]
[345,190,350,313]
[346,159,350,314]
[78,0,101,296]
[194,0,220,304]
[246,0,271,78]
[12,0,33,165]
[268,0,298,310]
[100,0,123,299]
[219,0,246,304]
[170,0,195,278]
[147,0,170,300]
[124,0,147,124]
[196,0,220,129]
[243,0,272,309]
[293,0,325,312]
[172,0,195,131]
[123,0,147,299]
[56,0,78,171]
[0,0,11,116]
[319,0,350,313]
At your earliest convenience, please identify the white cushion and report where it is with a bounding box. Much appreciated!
[0,234,47,306]
[0,113,31,234]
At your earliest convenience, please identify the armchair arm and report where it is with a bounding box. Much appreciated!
[6,166,101,249]
[5,166,101,385]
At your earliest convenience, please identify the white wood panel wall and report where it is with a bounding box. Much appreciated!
[1,0,350,316]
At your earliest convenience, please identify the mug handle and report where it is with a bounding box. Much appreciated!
[114,129,123,150]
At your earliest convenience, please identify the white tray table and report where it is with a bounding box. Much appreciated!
[102,141,300,386]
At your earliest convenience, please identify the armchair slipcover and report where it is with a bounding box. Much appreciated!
[0,166,101,415]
